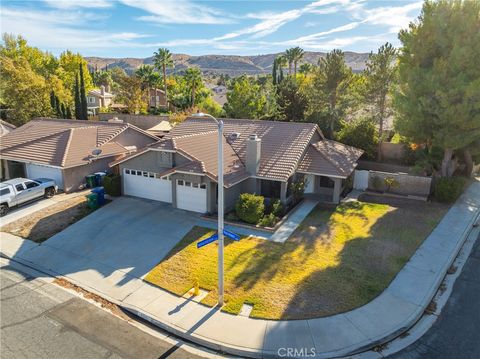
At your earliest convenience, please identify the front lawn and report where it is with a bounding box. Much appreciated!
[145,197,449,319]
[1,195,95,243]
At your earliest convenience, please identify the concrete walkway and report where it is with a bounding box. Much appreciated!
[1,181,479,358]
[270,199,318,243]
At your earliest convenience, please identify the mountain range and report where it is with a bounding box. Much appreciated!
[86,51,370,76]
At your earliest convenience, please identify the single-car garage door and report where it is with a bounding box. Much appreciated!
[26,164,64,189]
[123,169,172,203]
[176,179,207,213]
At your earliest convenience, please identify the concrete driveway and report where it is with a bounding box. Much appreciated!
[15,197,202,299]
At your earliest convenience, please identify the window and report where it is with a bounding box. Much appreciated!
[143,172,148,177]
[125,169,130,175]
[178,180,184,186]
[185,181,191,187]
[149,173,154,178]
[88,97,95,104]
[25,181,39,189]
[0,188,10,196]
[192,183,199,188]
[200,183,206,189]
[15,184,24,192]
[136,171,142,176]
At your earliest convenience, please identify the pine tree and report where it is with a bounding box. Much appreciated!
[79,64,88,120]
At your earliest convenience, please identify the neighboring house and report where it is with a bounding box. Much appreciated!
[98,113,172,138]
[87,85,114,115]
[0,118,158,191]
[110,117,363,214]
[148,88,167,108]
[212,85,227,94]
[0,120,16,137]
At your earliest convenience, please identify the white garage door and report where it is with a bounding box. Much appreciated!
[123,169,172,203]
[26,164,64,189]
[176,179,207,213]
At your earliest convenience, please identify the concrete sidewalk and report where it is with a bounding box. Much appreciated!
[1,181,479,358]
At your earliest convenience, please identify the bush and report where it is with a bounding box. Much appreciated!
[270,199,285,217]
[258,213,278,227]
[235,193,265,224]
[434,177,466,203]
[384,177,400,192]
[337,118,378,160]
[289,178,306,204]
[370,175,384,191]
[103,173,121,196]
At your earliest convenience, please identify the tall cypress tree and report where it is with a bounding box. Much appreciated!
[61,103,67,118]
[272,58,278,86]
[55,95,62,117]
[79,64,88,120]
[66,106,72,119]
[74,74,81,119]
[50,90,56,110]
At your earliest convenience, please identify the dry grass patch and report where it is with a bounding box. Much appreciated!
[146,198,448,320]
[1,196,94,242]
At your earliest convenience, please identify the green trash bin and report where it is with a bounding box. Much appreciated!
[86,175,96,189]
[86,193,98,209]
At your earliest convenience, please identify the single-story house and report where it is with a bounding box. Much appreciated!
[148,88,167,108]
[87,85,114,115]
[0,118,158,192]
[110,117,363,213]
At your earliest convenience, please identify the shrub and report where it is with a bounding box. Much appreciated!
[384,177,400,192]
[258,213,278,227]
[270,199,285,217]
[434,177,466,203]
[103,173,121,196]
[289,178,306,204]
[235,193,265,224]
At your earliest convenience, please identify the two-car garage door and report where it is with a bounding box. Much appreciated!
[122,169,207,213]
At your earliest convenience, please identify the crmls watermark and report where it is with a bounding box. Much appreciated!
[277,347,316,358]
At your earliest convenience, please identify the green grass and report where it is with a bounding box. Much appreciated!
[145,198,448,319]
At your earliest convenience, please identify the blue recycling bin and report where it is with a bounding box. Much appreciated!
[94,172,106,187]
[91,187,105,206]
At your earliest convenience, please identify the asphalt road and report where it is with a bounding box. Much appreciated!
[0,264,212,359]
[390,231,480,359]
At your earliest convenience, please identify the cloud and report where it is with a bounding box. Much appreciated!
[0,7,148,53]
[356,1,423,33]
[120,0,233,25]
[43,0,112,9]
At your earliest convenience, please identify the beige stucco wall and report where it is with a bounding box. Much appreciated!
[63,157,114,193]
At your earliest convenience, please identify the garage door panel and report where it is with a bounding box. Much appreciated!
[123,169,172,203]
[26,164,64,189]
[176,180,207,213]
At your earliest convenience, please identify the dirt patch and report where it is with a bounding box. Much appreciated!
[53,278,129,320]
[1,195,94,242]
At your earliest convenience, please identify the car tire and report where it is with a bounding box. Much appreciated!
[44,187,56,198]
[0,204,9,217]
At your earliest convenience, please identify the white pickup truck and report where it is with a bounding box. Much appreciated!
[0,178,58,216]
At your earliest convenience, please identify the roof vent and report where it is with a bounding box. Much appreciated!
[229,132,240,141]
[249,134,258,140]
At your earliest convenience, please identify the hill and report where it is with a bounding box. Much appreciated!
[86,51,370,76]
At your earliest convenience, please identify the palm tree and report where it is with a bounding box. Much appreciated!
[284,48,295,75]
[184,67,202,108]
[153,48,174,107]
[291,47,305,76]
[136,65,161,107]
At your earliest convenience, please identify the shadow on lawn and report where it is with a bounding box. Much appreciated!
[278,197,449,319]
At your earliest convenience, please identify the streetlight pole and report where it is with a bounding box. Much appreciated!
[192,112,224,306]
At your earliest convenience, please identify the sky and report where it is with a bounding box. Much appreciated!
[1,0,423,58]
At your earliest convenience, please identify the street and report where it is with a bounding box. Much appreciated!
[0,263,213,359]
[391,231,480,359]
